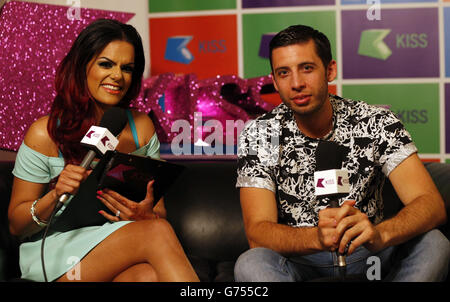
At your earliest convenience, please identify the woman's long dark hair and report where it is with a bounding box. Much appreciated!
[48,19,145,164]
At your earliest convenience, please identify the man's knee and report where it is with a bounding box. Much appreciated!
[421,229,450,270]
[418,229,450,259]
[394,229,450,281]
[234,247,287,282]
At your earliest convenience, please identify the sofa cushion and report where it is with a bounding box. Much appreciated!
[164,160,249,263]
[0,161,20,280]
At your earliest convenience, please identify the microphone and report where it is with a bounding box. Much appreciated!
[314,140,350,273]
[55,107,128,211]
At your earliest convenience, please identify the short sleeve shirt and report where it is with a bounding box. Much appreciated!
[236,95,417,227]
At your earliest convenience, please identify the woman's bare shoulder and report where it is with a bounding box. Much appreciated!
[129,110,156,142]
[23,116,59,157]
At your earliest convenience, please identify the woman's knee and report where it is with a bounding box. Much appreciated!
[130,219,182,252]
[113,263,158,282]
[132,218,175,239]
[147,218,174,234]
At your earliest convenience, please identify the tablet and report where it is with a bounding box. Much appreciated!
[97,150,185,202]
[50,151,185,232]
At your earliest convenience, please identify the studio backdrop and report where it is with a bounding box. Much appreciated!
[0,0,449,162]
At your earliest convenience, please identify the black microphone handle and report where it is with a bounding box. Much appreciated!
[54,150,97,212]
[329,198,347,270]
[329,199,339,208]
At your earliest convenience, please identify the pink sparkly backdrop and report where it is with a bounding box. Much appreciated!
[134,73,276,145]
[0,1,134,151]
[0,1,276,152]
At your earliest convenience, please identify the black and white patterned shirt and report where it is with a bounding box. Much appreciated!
[236,95,417,227]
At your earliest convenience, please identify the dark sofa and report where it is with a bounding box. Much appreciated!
[0,159,449,282]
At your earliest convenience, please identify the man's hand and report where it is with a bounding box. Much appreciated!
[334,200,385,255]
[317,205,340,252]
[318,200,386,255]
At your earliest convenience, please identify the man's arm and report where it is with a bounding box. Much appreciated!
[335,153,447,255]
[375,153,447,247]
[240,187,338,256]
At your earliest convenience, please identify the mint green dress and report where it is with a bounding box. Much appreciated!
[12,111,161,281]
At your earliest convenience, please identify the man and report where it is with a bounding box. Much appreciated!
[234,25,449,281]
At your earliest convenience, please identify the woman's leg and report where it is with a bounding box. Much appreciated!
[56,219,199,282]
[112,263,158,282]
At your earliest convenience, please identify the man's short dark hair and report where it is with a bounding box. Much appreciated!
[269,25,332,71]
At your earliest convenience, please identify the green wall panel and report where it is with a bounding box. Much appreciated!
[342,83,440,154]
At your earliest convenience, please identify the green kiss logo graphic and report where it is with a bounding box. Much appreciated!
[358,29,429,60]
[358,29,392,60]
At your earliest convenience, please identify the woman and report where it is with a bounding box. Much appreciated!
[7,19,199,282]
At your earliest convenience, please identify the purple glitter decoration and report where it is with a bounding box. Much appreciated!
[132,73,276,145]
[0,1,134,151]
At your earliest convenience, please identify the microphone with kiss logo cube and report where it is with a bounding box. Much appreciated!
[55,107,128,212]
[314,140,350,275]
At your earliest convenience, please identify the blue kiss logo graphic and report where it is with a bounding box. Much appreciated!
[165,36,194,64]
